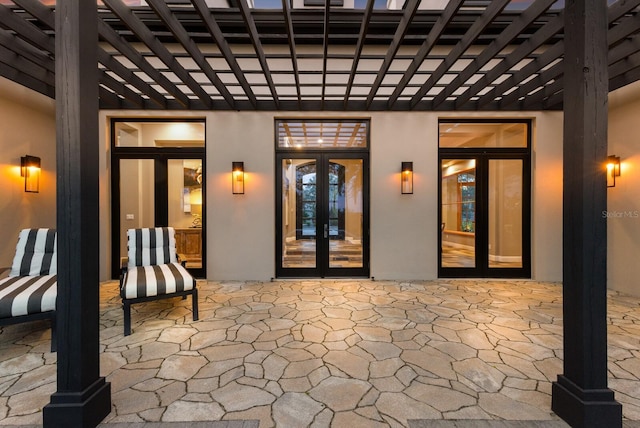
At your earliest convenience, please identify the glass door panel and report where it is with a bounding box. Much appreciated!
[119,159,155,266]
[439,155,529,277]
[328,159,363,268]
[488,159,523,268]
[168,159,203,269]
[114,156,206,278]
[277,154,369,277]
[282,158,317,268]
[441,159,476,268]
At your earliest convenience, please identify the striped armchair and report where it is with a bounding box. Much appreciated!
[120,227,198,335]
[0,228,57,352]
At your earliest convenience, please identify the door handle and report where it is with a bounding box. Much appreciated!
[324,224,328,239]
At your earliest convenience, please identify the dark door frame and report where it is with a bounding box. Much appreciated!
[438,148,532,278]
[110,119,206,279]
[276,152,370,278]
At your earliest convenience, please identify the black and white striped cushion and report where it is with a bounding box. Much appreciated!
[127,227,177,268]
[0,274,57,318]
[121,263,194,299]
[9,228,57,277]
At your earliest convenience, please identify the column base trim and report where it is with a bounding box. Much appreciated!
[43,377,111,428]
[552,375,622,428]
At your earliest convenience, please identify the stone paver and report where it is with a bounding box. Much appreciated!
[0,279,639,427]
[309,377,371,411]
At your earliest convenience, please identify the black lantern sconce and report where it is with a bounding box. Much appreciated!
[21,155,41,193]
[232,162,245,194]
[401,162,413,194]
[607,155,621,188]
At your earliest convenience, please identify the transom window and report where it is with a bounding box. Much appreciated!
[276,119,369,150]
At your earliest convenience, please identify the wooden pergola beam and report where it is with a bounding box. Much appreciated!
[2,0,640,112]
[282,0,302,106]
[102,0,215,109]
[431,0,556,109]
[344,0,375,109]
[146,0,239,109]
[365,0,420,109]
[100,68,146,108]
[409,0,511,109]
[0,3,55,54]
[321,0,330,109]
[192,0,256,108]
[97,18,192,108]
[460,14,564,109]
[500,0,640,110]
[0,43,54,86]
[0,61,54,98]
[236,0,280,108]
[610,62,640,92]
[0,26,54,72]
[386,0,463,109]
[13,0,169,109]
[97,49,168,109]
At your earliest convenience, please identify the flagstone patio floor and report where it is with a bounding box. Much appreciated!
[1,279,639,427]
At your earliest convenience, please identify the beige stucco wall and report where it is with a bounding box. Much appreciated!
[0,78,56,267]
[607,80,640,296]
[0,75,567,284]
[100,109,565,282]
[530,112,564,282]
[11,75,640,292]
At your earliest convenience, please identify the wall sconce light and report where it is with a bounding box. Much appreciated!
[232,161,245,194]
[21,155,41,193]
[401,162,413,194]
[607,155,621,188]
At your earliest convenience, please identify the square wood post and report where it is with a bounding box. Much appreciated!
[43,1,111,426]
[551,0,622,426]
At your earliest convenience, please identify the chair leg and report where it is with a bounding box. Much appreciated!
[123,300,132,336]
[50,313,57,353]
[192,288,199,321]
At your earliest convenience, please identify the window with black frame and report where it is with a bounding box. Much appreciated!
[439,120,531,278]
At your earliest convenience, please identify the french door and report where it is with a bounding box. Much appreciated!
[110,118,206,279]
[110,153,206,279]
[439,153,531,278]
[276,153,369,278]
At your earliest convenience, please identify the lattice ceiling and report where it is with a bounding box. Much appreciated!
[1,0,639,111]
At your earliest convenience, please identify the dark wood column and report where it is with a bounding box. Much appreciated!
[43,1,111,426]
[551,0,622,427]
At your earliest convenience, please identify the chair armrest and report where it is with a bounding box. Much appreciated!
[177,253,188,267]
[119,258,129,283]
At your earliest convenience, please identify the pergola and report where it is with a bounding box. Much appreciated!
[0,1,629,427]
[2,0,640,111]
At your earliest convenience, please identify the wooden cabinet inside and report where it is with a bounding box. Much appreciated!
[174,228,202,268]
